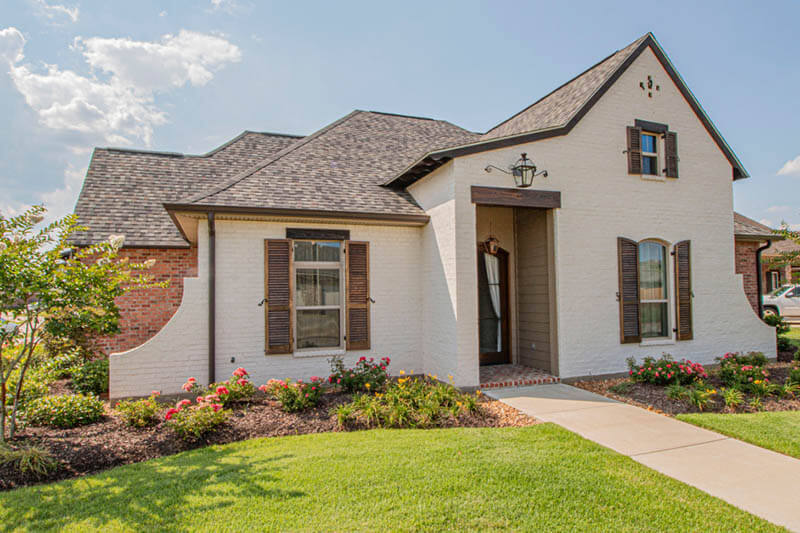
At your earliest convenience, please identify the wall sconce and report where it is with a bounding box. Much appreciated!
[485,152,548,188]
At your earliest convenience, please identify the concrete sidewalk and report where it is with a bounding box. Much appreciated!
[488,384,800,532]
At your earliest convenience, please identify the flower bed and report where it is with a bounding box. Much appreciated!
[575,360,800,415]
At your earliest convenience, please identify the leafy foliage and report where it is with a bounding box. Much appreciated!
[166,403,228,440]
[763,314,790,336]
[71,358,109,396]
[328,356,390,393]
[26,394,104,428]
[114,392,162,428]
[0,444,58,477]
[262,377,324,412]
[626,355,708,386]
[717,352,771,393]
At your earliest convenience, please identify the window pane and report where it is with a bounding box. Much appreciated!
[296,309,340,349]
[294,241,341,262]
[641,302,669,338]
[641,134,656,153]
[639,241,667,300]
[296,269,340,307]
[642,156,658,175]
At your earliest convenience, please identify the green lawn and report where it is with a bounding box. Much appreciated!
[784,327,800,348]
[0,425,782,532]
[677,411,800,459]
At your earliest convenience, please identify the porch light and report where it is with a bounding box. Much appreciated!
[484,152,548,188]
[484,236,500,255]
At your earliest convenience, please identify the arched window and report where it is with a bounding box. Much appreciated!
[638,240,669,338]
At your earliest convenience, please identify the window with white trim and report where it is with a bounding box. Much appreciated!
[293,240,344,350]
[638,240,669,338]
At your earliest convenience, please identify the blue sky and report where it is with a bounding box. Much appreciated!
[0,0,798,228]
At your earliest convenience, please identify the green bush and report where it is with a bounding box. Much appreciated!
[26,394,104,428]
[717,352,770,392]
[208,368,256,405]
[166,404,227,440]
[686,387,717,411]
[71,358,109,396]
[777,336,793,352]
[763,313,790,335]
[328,356,390,392]
[114,393,161,428]
[666,384,688,401]
[335,376,479,429]
[721,387,744,409]
[608,381,634,395]
[263,378,324,412]
[789,366,800,386]
[37,349,82,381]
[0,445,58,477]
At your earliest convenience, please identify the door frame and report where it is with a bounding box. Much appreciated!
[477,243,511,365]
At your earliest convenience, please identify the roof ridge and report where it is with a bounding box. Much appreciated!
[483,32,650,137]
[179,110,363,205]
[366,110,436,121]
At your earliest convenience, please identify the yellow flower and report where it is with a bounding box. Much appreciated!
[365,382,371,389]
[476,390,482,396]
[432,374,438,381]
[399,370,406,375]
[448,374,454,383]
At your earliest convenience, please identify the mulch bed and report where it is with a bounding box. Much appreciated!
[777,348,797,362]
[573,362,800,416]
[0,392,535,491]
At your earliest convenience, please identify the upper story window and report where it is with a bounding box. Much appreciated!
[638,240,669,338]
[641,133,659,175]
[294,240,343,350]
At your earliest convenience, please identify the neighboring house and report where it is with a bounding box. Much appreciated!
[733,213,784,314]
[72,33,775,399]
[762,237,800,292]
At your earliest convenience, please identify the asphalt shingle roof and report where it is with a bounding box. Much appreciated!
[72,131,302,247]
[177,111,479,216]
[733,212,780,241]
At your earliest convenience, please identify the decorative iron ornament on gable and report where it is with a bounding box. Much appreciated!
[639,75,661,98]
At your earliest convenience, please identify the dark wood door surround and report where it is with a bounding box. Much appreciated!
[478,244,510,365]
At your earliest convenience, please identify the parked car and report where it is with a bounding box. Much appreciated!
[763,285,800,317]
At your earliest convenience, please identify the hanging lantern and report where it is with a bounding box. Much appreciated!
[484,235,500,255]
[484,152,548,188]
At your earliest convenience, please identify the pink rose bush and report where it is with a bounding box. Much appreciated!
[328,356,390,393]
[627,354,707,386]
[164,391,227,440]
[115,391,162,428]
[208,368,256,405]
[717,352,770,393]
[261,377,324,412]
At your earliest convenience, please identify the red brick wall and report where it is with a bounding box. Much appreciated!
[97,247,198,354]
[735,240,760,316]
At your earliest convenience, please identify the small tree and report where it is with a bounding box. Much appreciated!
[769,223,800,284]
[0,205,163,441]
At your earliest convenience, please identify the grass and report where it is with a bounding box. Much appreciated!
[677,411,800,459]
[0,425,782,532]
[783,327,800,349]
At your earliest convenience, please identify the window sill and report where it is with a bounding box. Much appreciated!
[292,349,346,359]
[640,173,666,182]
[639,338,675,347]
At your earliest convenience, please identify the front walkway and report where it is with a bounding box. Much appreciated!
[487,384,800,532]
[479,364,559,389]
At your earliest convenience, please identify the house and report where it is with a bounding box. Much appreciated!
[72,33,776,399]
[733,213,784,314]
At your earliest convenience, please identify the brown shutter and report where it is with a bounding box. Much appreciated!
[346,241,370,350]
[665,131,679,178]
[674,240,693,340]
[617,237,641,343]
[626,126,642,174]
[264,239,293,354]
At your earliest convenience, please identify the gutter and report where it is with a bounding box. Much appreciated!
[756,240,773,318]
[208,212,216,384]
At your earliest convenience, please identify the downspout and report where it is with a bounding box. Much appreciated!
[756,240,772,319]
[208,212,216,384]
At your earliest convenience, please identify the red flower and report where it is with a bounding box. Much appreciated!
[151,390,161,397]
[237,378,248,386]
[258,385,268,393]
[187,377,197,383]
[216,386,229,396]
[358,356,366,362]
[177,399,191,409]
[165,408,179,421]
[196,396,205,403]
[212,404,222,412]
[205,393,219,402]
[233,367,248,378]
[182,382,194,392]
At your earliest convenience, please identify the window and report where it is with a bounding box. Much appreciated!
[769,271,781,293]
[293,240,343,350]
[639,241,669,338]
[641,133,658,175]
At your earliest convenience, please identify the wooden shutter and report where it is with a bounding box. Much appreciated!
[626,126,642,174]
[264,239,293,354]
[674,240,693,340]
[664,131,679,178]
[617,237,641,343]
[346,241,370,350]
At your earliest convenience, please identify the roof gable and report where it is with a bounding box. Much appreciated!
[387,33,748,189]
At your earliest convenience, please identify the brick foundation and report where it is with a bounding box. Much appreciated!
[98,247,198,354]
[735,240,760,316]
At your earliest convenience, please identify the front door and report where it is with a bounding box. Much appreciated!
[478,245,510,365]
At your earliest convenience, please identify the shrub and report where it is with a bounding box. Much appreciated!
[626,355,707,386]
[263,377,324,412]
[336,376,479,429]
[789,366,800,386]
[763,314,790,335]
[775,382,800,398]
[608,381,633,395]
[686,387,716,411]
[794,349,800,362]
[37,349,81,380]
[26,394,104,428]
[748,397,763,411]
[208,368,256,405]
[666,384,688,401]
[717,353,770,392]
[71,358,109,396]
[328,356,390,393]
[721,387,744,409]
[0,445,58,477]
[165,401,227,440]
[115,392,162,428]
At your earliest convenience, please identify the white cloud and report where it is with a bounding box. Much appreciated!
[32,0,79,23]
[759,218,774,227]
[777,155,800,176]
[1,28,241,146]
[39,164,86,222]
[159,10,167,17]
[767,205,791,213]
[0,27,26,65]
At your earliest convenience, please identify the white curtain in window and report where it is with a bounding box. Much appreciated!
[483,253,502,352]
